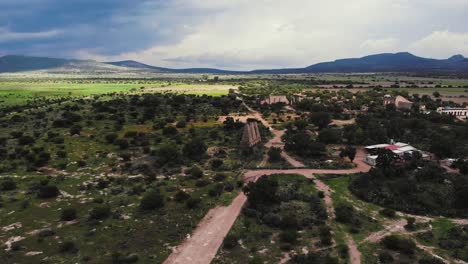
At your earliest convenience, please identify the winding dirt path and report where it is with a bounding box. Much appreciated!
[164,103,370,264]
[163,194,247,264]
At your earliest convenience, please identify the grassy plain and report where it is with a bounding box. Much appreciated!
[0,80,234,106]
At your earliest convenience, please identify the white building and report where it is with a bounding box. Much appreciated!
[363,142,428,166]
[437,107,468,120]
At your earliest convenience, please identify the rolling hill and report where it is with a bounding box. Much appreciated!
[1,52,468,74]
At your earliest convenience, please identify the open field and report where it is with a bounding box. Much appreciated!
[0,80,235,106]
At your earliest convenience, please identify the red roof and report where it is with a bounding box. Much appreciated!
[384,145,400,151]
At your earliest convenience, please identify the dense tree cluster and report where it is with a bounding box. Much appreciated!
[350,158,468,217]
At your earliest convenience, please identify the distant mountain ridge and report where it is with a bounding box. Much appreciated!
[1,52,468,74]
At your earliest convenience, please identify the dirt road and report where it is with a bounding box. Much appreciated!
[164,103,370,264]
[163,194,247,264]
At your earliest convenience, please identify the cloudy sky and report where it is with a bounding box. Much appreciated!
[1,0,468,70]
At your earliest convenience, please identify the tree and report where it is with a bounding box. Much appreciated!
[89,205,111,220]
[433,91,441,98]
[309,112,331,130]
[162,126,178,136]
[183,138,207,161]
[37,185,60,199]
[69,125,82,135]
[61,208,77,221]
[376,149,397,169]
[268,147,282,162]
[140,191,165,210]
[155,144,181,166]
[243,177,278,209]
[340,146,357,162]
[317,128,341,144]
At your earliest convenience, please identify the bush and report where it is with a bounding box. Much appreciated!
[61,208,77,221]
[176,120,187,128]
[263,213,281,228]
[382,235,416,255]
[140,191,165,210]
[195,179,210,187]
[280,230,298,243]
[223,234,238,249]
[18,135,35,145]
[208,183,224,197]
[105,133,118,143]
[335,204,355,224]
[58,241,77,253]
[186,197,201,209]
[187,166,203,178]
[162,126,178,136]
[378,252,394,263]
[37,185,60,199]
[380,208,396,218]
[211,159,224,170]
[89,205,111,220]
[268,147,282,162]
[1,179,17,191]
[213,173,226,182]
[174,190,190,202]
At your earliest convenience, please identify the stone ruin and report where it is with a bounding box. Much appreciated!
[240,121,261,148]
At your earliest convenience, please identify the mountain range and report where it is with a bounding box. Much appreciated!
[1,52,467,74]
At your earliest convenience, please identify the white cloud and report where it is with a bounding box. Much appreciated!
[409,30,468,58]
[360,38,400,54]
[79,0,468,70]
[0,27,62,43]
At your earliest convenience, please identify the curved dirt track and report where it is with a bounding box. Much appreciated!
[164,103,370,264]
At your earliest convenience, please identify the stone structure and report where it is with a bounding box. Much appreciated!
[261,95,290,105]
[240,121,261,147]
[383,95,413,110]
[437,107,468,120]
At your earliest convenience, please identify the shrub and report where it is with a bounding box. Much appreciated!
[380,208,396,218]
[378,252,394,263]
[263,213,281,228]
[162,126,178,136]
[1,179,17,191]
[186,197,201,209]
[105,133,118,143]
[176,120,187,128]
[268,147,282,162]
[61,208,77,221]
[89,205,111,220]
[58,241,77,253]
[139,191,165,210]
[195,179,210,187]
[37,185,60,199]
[211,159,224,170]
[280,230,298,243]
[208,183,224,197]
[405,217,416,230]
[187,166,203,178]
[382,235,416,255]
[18,135,35,145]
[174,190,190,202]
[213,173,226,182]
[223,234,238,249]
[335,204,355,224]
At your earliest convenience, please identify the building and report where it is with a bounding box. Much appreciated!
[363,142,428,166]
[383,95,413,110]
[437,107,468,120]
[261,95,290,105]
[240,121,262,148]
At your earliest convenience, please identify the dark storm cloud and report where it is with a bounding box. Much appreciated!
[0,0,194,57]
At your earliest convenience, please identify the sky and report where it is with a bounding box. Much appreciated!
[1,0,468,70]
